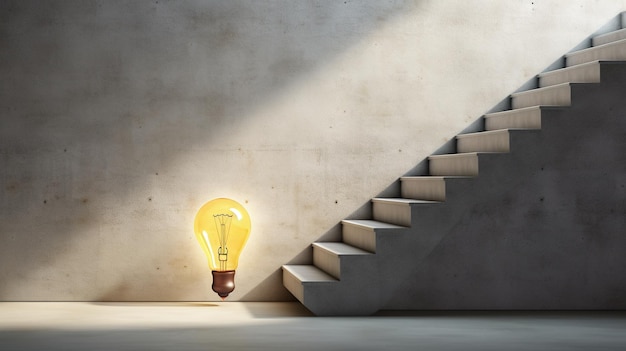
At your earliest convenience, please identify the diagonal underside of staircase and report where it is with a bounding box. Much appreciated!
[282,13,626,316]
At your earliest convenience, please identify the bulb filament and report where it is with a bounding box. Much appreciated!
[214,214,233,271]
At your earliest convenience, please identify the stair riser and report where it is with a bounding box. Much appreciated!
[484,108,542,130]
[283,268,305,302]
[512,85,571,109]
[312,247,377,282]
[429,154,479,176]
[539,63,601,88]
[342,224,376,253]
[372,202,411,227]
[593,28,626,47]
[313,247,341,279]
[400,177,446,202]
[457,132,510,153]
[567,40,626,66]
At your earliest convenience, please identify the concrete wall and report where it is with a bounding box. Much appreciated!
[1,0,626,301]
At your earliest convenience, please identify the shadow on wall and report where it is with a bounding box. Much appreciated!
[0,0,417,299]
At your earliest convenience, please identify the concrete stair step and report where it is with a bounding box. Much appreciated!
[593,28,626,46]
[283,261,380,316]
[538,61,626,88]
[400,176,473,202]
[400,176,446,201]
[456,129,511,153]
[539,61,602,87]
[566,38,626,66]
[511,83,571,109]
[484,106,543,130]
[312,242,372,280]
[371,198,441,227]
[341,219,406,253]
[428,152,480,177]
[282,265,337,302]
[403,175,478,204]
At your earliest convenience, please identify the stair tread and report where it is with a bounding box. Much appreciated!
[371,197,441,204]
[566,38,626,56]
[483,106,549,131]
[593,28,626,45]
[565,38,626,66]
[457,128,539,138]
[538,60,600,78]
[484,106,543,118]
[282,265,337,282]
[428,152,480,159]
[537,61,626,88]
[342,219,407,230]
[510,82,570,97]
[456,129,510,138]
[313,242,371,255]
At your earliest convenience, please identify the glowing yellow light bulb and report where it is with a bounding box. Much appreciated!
[194,198,251,299]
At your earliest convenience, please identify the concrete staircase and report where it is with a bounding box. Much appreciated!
[282,13,626,315]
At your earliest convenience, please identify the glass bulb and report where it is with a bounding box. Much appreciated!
[193,198,251,299]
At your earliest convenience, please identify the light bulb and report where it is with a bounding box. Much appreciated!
[193,198,251,300]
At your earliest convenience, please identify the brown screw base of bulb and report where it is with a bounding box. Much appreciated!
[212,270,236,299]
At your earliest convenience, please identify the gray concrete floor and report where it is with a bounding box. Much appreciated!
[0,303,625,350]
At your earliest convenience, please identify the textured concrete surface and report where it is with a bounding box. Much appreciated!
[1,303,626,351]
[3,1,626,302]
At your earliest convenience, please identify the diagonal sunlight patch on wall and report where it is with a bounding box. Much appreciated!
[0,0,420,301]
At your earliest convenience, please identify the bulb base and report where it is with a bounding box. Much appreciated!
[212,270,236,299]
